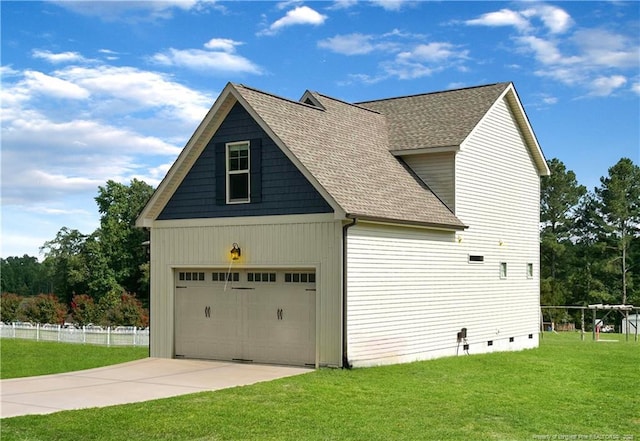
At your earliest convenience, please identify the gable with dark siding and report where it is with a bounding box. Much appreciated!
[158,102,333,220]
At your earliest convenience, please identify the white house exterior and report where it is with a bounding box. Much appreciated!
[137,82,549,368]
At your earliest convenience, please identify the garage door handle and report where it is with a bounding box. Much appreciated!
[277,308,283,320]
[205,306,211,318]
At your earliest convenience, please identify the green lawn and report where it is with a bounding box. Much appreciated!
[0,339,148,379]
[1,334,638,441]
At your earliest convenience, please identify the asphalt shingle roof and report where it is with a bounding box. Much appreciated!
[357,82,511,152]
[234,84,466,229]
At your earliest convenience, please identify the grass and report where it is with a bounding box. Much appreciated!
[0,339,148,379]
[1,333,639,440]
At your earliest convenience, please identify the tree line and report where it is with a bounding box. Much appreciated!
[541,157,639,323]
[1,158,639,327]
[1,179,153,326]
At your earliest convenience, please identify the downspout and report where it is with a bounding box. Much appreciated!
[342,217,357,369]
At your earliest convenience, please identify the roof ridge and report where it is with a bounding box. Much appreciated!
[356,82,511,105]
[235,83,323,111]
[310,91,382,115]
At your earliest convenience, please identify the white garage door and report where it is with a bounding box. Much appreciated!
[175,269,316,366]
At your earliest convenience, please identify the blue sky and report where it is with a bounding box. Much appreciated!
[1,0,639,259]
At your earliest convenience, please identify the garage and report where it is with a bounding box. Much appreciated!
[174,269,316,367]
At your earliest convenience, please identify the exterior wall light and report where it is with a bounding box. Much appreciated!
[230,243,241,260]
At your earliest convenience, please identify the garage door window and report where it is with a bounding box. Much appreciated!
[247,272,276,282]
[179,272,205,281]
[212,272,239,282]
[285,272,315,283]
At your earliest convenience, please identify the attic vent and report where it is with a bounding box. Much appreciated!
[468,255,484,263]
[299,91,325,110]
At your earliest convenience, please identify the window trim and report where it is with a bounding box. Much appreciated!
[226,141,250,204]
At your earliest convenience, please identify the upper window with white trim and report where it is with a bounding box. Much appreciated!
[226,141,250,203]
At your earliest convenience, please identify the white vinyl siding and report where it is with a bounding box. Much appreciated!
[345,96,541,367]
[149,214,342,367]
[403,152,456,211]
[455,95,541,344]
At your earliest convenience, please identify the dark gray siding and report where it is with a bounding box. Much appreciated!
[159,102,333,220]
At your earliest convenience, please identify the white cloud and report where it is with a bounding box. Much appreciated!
[52,0,219,22]
[318,33,377,55]
[466,5,573,34]
[466,8,531,32]
[588,75,627,96]
[371,0,410,11]
[204,38,243,52]
[151,39,262,75]
[98,48,120,60]
[572,29,639,68]
[0,65,19,76]
[152,48,262,74]
[263,6,327,35]
[1,57,214,215]
[632,82,640,95]
[57,65,213,123]
[23,70,90,99]
[388,42,468,79]
[329,0,358,10]
[32,49,88,64]
[400,42,469,63]
[5,115,181,157]
[515,29,638,96]
[466,5,636,98]
[522,5,573,34]
[515,36,577,66]
[318,30,468,82]
[382,60,433,80]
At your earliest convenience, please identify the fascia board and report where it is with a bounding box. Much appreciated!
[346,214,467,232]
[391,145,460,156]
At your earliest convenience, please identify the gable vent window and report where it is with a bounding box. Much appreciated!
[212,272,239,282]
[247,272,276,282]
[468,255,484,263]
[285,272,316,283]
[179,272,205,281]
[226,141,250,203]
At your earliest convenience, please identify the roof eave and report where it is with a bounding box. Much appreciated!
[346,213,468,231]
[391,145,460,156]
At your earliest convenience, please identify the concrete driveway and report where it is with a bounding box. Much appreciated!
[0,358,311,418]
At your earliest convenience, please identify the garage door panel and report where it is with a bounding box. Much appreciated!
[175,269,315,366]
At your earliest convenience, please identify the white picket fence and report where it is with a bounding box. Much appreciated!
[0,322,149,347]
